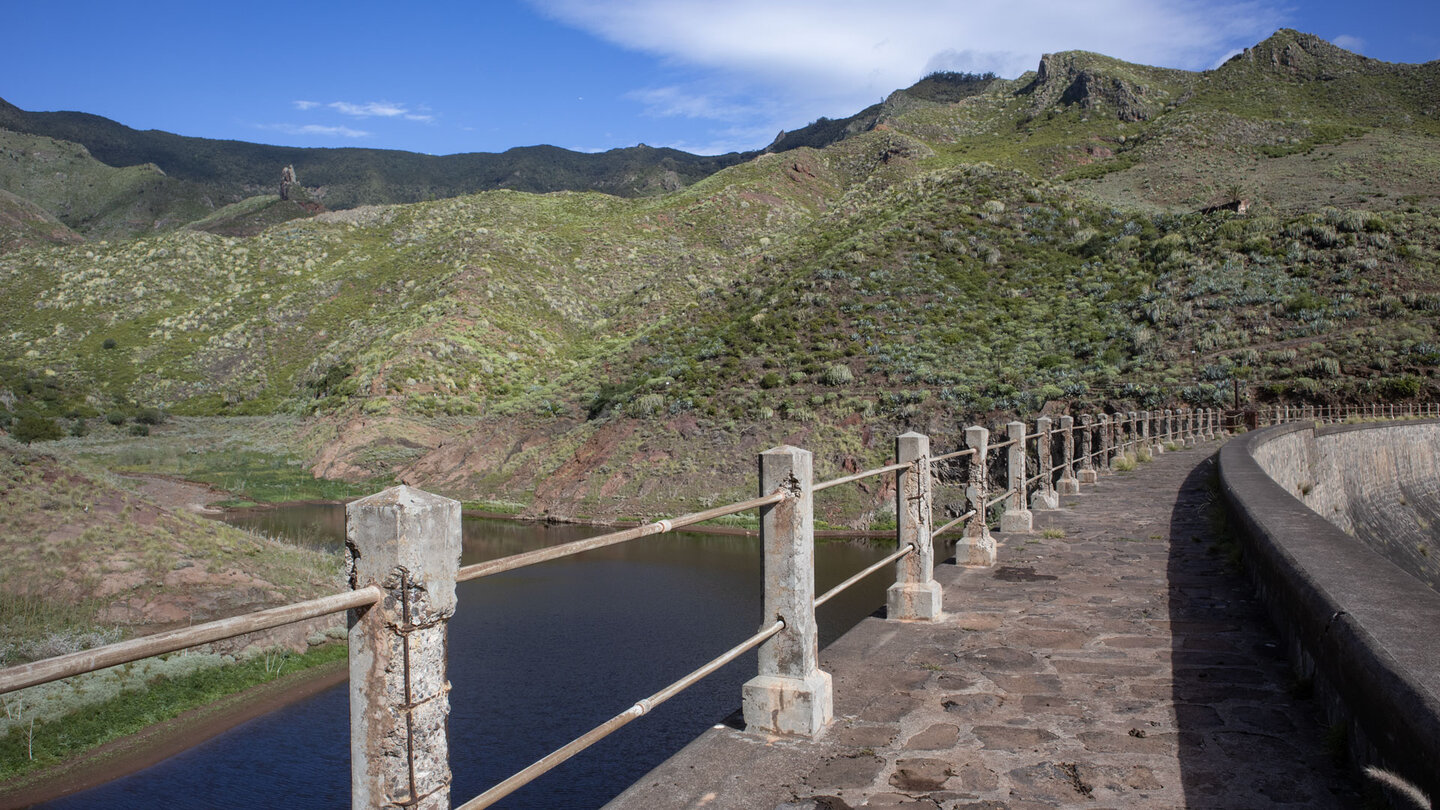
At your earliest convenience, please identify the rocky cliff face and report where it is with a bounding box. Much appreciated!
[1022,51,1176,122]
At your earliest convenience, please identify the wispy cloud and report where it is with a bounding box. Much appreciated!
[1331,34,1367,54]
[531,0,1287,152]
[258,123,371,138]
[329,101,405,118]
[292,100,321,111]
[325,100,435,123]
[625,86,757,120]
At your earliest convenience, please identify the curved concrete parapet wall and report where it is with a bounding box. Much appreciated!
[1219,421,1440,804]
[1251,420,1440,591]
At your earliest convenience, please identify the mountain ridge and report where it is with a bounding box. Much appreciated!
[2,29,1439,524]
[0,95,755,211]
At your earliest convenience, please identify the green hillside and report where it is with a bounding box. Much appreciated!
[2,29,1438,523]
[0,129,217,239]
[0,97,751,211]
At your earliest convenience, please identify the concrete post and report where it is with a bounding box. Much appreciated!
[1099,414,1114,471]
[744,446,832,736]
[888,433,941,621]
[1033,417,1059,509]
[1126,412,1139,457]
[1165,409,1175,446]
[1184,409,1196,446]
[1057,415,1080,495]
[1078,415,1098,484]
[1140,410,1152,454]
[346,486,461,810]
[1151,411,1164,455]
[961,426,996,566]
[1001,421,1032,532]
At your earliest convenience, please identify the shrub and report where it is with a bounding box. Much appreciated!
[129,424,150,437]
[105,411,127,426]
[627,393,665,417]
[12,415,64,444]
[820,364,854,386]
[101,338,117,350]
[135,407,167,426]
[759,372,783,389]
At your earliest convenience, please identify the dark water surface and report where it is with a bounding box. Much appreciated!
[45,506,894,809]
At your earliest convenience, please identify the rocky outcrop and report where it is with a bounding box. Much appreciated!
[1022,52,1168,122]
[1229,29,1377,80]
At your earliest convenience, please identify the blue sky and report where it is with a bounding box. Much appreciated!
[5,1,1438,157]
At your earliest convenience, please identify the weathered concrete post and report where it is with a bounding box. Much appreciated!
[1001,421,1032,532]
[346,486,461,810]
[1126,412,1139,457]
[1151,411,1164,455]
[1099,414,1114,471]
[1033,417,1059,509]
[961,426,996,566]
[1185,409,1196,446]
[1057,415,1080,495]
[1078,415,1098,484]
[744,446,832,736]
[1140,410,1152,455]
[1164,409,1175,447]
[888,432,942,621]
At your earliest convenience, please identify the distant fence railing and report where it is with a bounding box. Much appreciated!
[0,401,1427,807]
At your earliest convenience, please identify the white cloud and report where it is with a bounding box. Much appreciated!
[329,101,407,118]
[311,101,437,123]
[531,0,1287,152]
[258,123,371,139]
[1331,34,1367,53]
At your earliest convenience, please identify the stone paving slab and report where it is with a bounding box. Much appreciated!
[604,441,1362,809]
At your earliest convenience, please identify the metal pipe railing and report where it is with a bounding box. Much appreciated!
[931,447,976,463]
[985,490,1012,509]
[0,586,383,695]
[932,510,975,540]
[815,544,914,608]
[457,618,786,810]
[813,460,911,493]
[457,491,788,582]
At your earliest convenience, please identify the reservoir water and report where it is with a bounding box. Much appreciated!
[43,506,897,809]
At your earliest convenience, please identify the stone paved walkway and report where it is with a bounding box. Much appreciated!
[605,439,1363,809]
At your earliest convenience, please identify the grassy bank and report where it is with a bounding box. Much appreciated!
[0,642,346,786]
[62,416,385,506]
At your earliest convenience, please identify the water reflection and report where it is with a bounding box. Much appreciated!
[45,506,895,809]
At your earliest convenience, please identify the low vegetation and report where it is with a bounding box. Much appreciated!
[0,29,1434,526]
[0,642,346,785]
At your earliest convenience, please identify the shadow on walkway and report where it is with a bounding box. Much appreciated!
[1165,454,1359,807]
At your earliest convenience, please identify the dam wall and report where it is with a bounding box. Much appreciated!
[1219,421,1440,804]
